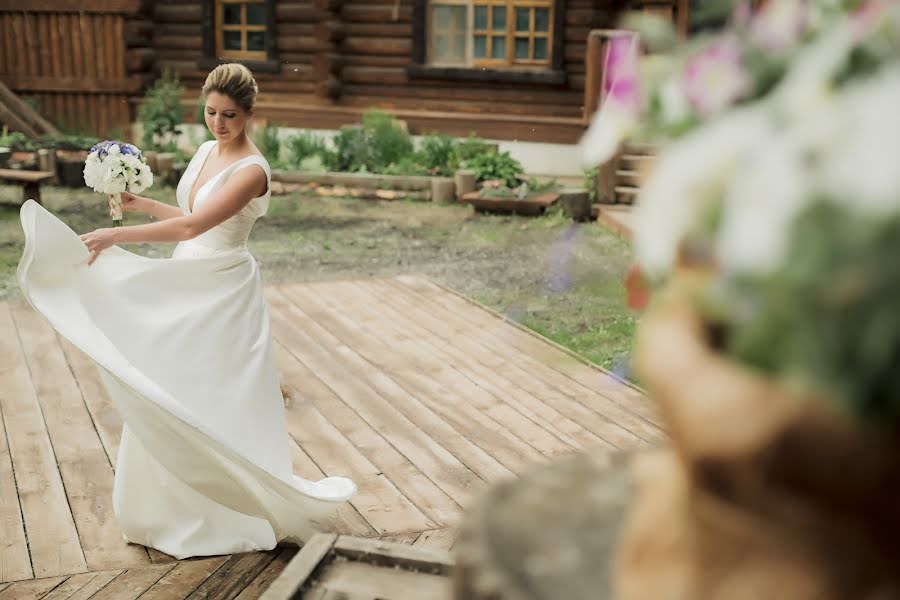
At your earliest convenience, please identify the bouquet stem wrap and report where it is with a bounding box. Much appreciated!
[110,192,123,227]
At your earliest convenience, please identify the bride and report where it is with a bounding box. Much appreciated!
[17,63,355,559]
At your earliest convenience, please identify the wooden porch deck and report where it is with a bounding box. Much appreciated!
[0,275,661,599]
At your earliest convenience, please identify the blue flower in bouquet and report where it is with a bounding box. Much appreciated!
[88,140,143,161]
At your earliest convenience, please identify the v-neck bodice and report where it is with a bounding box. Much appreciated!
[175,141,271,253]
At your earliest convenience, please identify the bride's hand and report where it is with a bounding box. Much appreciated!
[113,191,143,215]
[79,228,118,266]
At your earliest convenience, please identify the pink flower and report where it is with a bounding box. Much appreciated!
[603,33,641,116]
[750,0,808,53]
[851,0,891,40]
[682,36,750,117]
[579,33,641,166]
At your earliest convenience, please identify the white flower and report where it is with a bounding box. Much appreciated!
[716,131,812,275]
[634,108,770,277]
[818,66,900,217]
[658,75,691,125]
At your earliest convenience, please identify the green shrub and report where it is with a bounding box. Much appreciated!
[362,110,413,170]
[583,167,600,202]
[284,131,329,167]
[253,122,282,166]
[332,110,415,173]
[332,126,376,172]
[138,70,184,151]
[38,134,100,151]
[465,150,524,187]
[451,134,493,164]
[194,97,215,143]
[382,156,430,176]
[0,131,38,151]
[416,133,457,176]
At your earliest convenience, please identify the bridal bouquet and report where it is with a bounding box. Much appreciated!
[83,140,153,226]
[583,0,900,423]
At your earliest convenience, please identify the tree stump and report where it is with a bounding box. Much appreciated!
[454,452,632,600]
[431,177,455,203]
[454,169,476,200]
[558,189,592,222]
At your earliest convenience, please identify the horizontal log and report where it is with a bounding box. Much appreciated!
[275,2,317,22]
[342,66,407,86]
[4,75,145,93]
[279,51,315,63]
[565,26,591,44]
[342,5,412,22]
[315,76,342,100]
[342,54,409,68]
[278,23,315,36]
[154,35,203,51]
[315,20,346,45]
[277,36,319,53]
[153,48,202,63]
[0,0,141,12]
[565,44,586,63]
[273,170,434,190]
[339,89,583,118]
[126,47,155,72]
[344,22,411,38]
[342,37,411,56]
[124,18,153,47]
[341,80,581,105]
[314,0,342,12]
[153,22,202,37]
[312,52,344,78]
[153,4,201,23]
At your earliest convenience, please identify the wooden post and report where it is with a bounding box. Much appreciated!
[37,148,57,184]
[454,169,476,200]
[430,177,455,203]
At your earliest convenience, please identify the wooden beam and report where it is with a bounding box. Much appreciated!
[0,80,59,136]
[4,75,145,94]
[0,0,141,13]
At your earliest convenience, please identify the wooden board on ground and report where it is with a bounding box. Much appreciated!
[261,534,453,600]
[0,276,655,596]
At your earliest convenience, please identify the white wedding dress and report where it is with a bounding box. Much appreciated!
[17,141,356,559]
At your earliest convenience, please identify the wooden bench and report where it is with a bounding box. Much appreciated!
[0,168,55,205]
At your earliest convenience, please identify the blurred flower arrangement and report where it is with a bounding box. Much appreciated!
[83,140,153,226]
[581,0,900,422]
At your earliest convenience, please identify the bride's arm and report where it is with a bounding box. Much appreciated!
[124,193,184,221]
[80,166,267,265]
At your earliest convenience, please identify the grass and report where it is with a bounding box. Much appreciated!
[1,184,637,372]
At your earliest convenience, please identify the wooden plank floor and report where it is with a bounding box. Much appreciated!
[0,275,659,599]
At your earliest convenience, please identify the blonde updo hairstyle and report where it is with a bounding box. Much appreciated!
[201,63,258,112]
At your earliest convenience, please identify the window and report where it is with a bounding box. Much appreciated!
[201,0,278,72]
[428,1,555,68]
[216,0,268,60]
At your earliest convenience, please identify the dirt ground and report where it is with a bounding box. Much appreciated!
[0,185,636,371]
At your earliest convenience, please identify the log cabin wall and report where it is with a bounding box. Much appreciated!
[0,0,154,138]
[154,0,638,145]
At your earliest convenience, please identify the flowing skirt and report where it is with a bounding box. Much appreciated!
[17,200,355,559]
